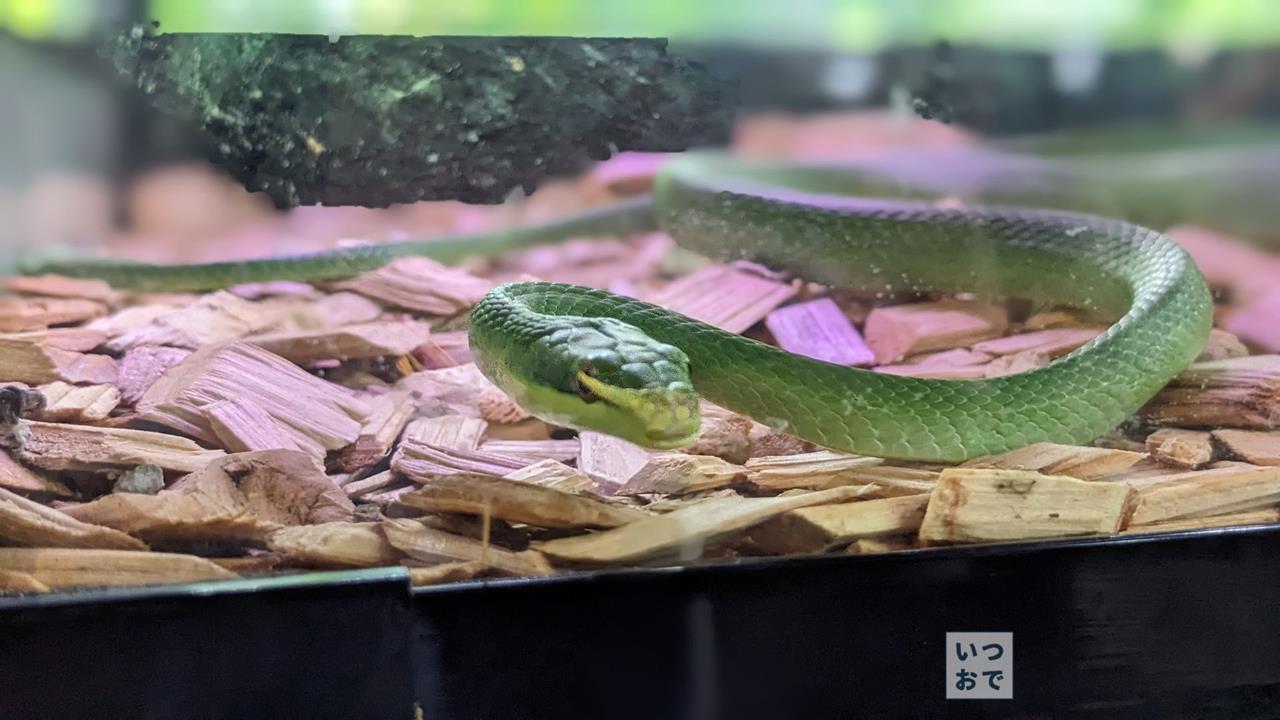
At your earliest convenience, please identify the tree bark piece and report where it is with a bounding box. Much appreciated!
[919,468,1132,544]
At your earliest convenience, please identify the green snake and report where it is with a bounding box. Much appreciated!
[25,141,1251,462]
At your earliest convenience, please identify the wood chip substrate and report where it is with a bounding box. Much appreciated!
[3,157,1280,593]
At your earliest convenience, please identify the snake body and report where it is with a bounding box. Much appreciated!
[27,144,1226,461]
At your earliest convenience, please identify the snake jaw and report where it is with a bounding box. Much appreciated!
[576,372,701,448]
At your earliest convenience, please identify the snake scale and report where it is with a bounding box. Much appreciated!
[26,143,1238,462]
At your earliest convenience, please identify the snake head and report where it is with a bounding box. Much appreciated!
[518,318,702,449]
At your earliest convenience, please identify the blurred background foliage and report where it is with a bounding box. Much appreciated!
[2,0,1280,51]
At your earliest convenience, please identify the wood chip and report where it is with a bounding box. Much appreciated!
[34,381,121,422]
[1145,429,1216,469]
[1223,289,1280,353]
[1143,355,1280,429]
[0,327,107,352]
[343,470,399,499]
[645,264,797,333]
[0,548,237,588]
[333,257,494,315]
[411,330,472,368]
[63,451,352,544]
[19,420,225,474]
[406,561,499,586]
[394,440,527,481]
[846,537,916,555]
[1128,464,1280,525]
[538,485,870,567]
[0,450,73,498]
[971,327,1104,357]
[2,274,118,302]
[875,347,993,379]
[0,485,146,550]
[1169,225,1280,304]
[105,291,280,351]
[982,350,1051,378]
[962,442,1146,480]
[332,390,417,473]
[86,304,186,339]
[1123,508,1280,536]
[138,342,368,452]
[764,298,875,366]
[0,569,49,592]
[615,454,745,496]
[381,517,551,576]
[578,431,651,493]
[260,291,382,332]
[918,468,1132,543]
[397,364,507,416]
[116,345,191,405]
[207,398,319,456]
[208,553,285,575]
[749,494,931,554]
[863,300,1008,364]
[477,439,579,464]
[1197,328,1250,362]
[248,320,433,363]
[681,406,754,464]
[0,338,118,385]
[400,472,645,529]
[402,415,487,451]
[502,459,595,494]
[1211,429,1280,466]
[744,450,885,491]
[266,522,401,568]
[0,296,106,332]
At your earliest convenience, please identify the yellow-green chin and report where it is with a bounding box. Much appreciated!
[577,372,702,449]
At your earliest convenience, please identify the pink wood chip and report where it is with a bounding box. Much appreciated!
[764,298,875,366]
[646,265,797,334]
